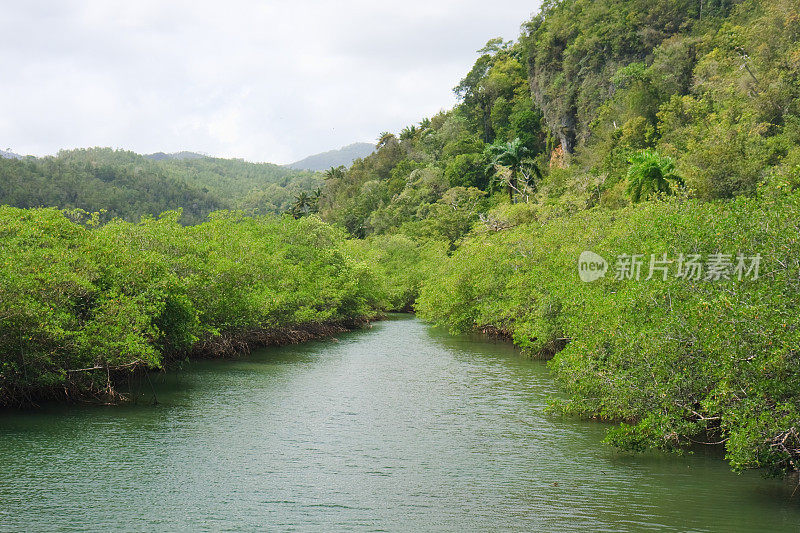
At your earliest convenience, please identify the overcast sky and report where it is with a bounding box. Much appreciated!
[1,1,539,164]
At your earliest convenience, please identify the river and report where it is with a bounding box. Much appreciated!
[0,315,798,531]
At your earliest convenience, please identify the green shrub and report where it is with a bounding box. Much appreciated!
[0,208,385,404]
[418,193,800,475]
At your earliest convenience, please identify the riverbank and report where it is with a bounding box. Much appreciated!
[13,317,383,407]
[416,193,800,477]
[0,208,389,407]
[190,317,380,358]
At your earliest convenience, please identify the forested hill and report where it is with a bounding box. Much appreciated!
[314,0,800,476]
[320,0,800,240]
[145,152,321,215]
[0,147,320,223]
[144,151,206,161]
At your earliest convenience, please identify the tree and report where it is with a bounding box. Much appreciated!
[400,125,418,141]
[323,166,346,181]
[445,153,489,189]
[290,191,313,218]
[486,138,540,203]
[625,149,683,202]
[376,132,397,149]
[454,40,499,143]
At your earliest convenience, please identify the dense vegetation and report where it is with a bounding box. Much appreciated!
[2,0,798,477]
[0,150,222,225]
[0,207,395,405]
[151,154,321,215]
[417,193,800,475]
[312,0,800,476]
[0,148,319,223]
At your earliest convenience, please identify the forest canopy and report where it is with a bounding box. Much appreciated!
[0,148,320,223]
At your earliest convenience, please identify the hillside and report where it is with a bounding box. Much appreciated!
[0,147,321,222]
[316,0,800,476]
[0,149,224,224]
[286,142,374,171]
[154,154,321,214]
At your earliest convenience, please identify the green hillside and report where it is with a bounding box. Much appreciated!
[0,149,224,225]
[317,0,800,475]
[0,147,320,223]
[154,154,321,215]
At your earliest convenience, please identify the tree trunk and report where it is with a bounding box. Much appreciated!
[509,168,516,203]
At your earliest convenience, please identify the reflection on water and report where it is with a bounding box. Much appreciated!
[0,315,798,531]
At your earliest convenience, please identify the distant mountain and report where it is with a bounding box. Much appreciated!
[286,142,374,171]
[145,151,207,161]
[0,149,22,159]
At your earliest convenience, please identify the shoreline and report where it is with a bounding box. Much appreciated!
[188,316,382,359]
[1,315,384,409]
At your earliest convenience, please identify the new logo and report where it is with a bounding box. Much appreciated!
[578,251,608,282]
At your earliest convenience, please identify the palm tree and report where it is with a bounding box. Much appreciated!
[400,125,418,141]
[625,149,683,202]
[323,165,346,181]
[486,138,539,203]
[376,132,396,149]
[310,188,322,213]
[290,192,312,218]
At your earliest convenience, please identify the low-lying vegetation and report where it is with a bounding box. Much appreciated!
[0,207,386,405]
[417,191,800,476]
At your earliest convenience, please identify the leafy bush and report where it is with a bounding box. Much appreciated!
[343,234,447,311]
[625,149,682,202]
[0,209,385,404]
[418,193,800,475]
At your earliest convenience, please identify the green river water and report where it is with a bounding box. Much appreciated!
[0,315,798,531]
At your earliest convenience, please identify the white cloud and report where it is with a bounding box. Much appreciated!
[0,0,539,163]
